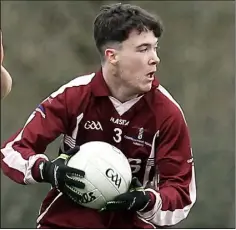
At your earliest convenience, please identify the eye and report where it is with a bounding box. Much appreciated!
[139,48,148,53]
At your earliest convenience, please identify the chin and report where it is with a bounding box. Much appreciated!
[139,83,152,93]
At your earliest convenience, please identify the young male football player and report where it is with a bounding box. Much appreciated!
[1,3,196,228]
[1,31,12,99]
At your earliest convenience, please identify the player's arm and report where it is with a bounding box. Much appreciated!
[1,31,12,99]
[102,108,196,226]
[1,65,12,99]
[0,86,83,188]
[138,108,196,227]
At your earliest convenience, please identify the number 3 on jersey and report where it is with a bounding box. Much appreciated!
[113,128,122,143]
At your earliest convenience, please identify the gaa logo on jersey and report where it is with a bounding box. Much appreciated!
[84,121,103,130]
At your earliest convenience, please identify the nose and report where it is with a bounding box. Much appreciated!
[149,52,160,66]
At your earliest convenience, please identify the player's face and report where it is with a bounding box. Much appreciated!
[116,30,160,93]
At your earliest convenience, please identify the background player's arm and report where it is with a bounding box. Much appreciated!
[1,88,69,185]
[1,65,12,99]
[139,109,196,227]
[1,31,12,99]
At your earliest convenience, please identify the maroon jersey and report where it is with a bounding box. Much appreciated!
[1,70,196,228]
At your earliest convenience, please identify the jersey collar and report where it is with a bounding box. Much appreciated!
[91,68,111,97]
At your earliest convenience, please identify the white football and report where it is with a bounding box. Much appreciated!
[66,141,132,209]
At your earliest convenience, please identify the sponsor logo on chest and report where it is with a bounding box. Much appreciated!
[124,127,154,148]
[110,117,129,126]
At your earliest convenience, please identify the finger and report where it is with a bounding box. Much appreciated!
[130,177,143,189]
[99,207,107,212]
[101,201,126,211]
[64,187,83,204]
[65,177,85,189]
[113,192,133,201]
[52,157,66,164]
[65,146,80,156]
[99,204,116,212]
[100,203,113,212]
[67,167,85,177]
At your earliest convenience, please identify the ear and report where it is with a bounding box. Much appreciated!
[104,48,118,65]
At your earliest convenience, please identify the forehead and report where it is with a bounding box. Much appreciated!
[122,30,158,47]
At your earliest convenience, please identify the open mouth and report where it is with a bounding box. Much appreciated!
[147,71,155,79]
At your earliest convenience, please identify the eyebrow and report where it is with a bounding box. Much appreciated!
[136,42,158,49]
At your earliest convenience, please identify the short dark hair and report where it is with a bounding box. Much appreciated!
[93,3,163,57]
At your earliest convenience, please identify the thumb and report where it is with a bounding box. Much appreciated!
[130,177,143,190]
[65,146,80,156]
[54,146,80,164]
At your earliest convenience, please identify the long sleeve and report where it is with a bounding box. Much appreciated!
[139,107,196,227]
[1,74,95,186]
[1,89,69,185]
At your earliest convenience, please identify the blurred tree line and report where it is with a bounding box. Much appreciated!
[1,1,235,228]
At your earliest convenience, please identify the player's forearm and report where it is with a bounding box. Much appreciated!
[159,185,191,211]
[1,131,49,185]
[1,143,48,185]
[139,184,195,226]
[1,94,68,184]
[1,65,12,99]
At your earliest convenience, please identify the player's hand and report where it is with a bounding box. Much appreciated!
[1,31,4,65]
[101,177,151,212]
[38,146,85,194]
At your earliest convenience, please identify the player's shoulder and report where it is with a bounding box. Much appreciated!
[153,84,187,123]
[69,72,96,86]
[51,72,95,98]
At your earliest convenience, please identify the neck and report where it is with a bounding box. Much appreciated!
[102,65,139,103]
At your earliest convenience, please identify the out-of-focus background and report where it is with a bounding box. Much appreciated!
[1,1,235,228]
